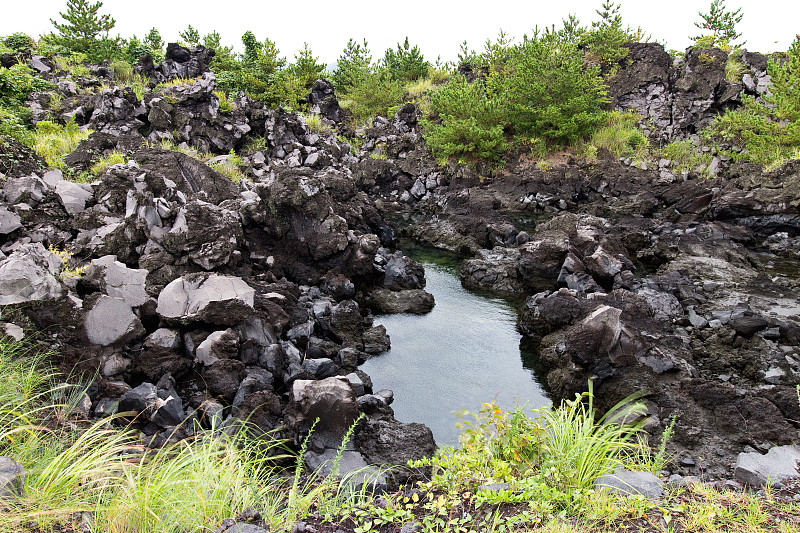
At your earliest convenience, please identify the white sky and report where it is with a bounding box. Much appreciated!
[3,0,798,65]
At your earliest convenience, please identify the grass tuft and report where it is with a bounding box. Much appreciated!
[89,150,127,176]
[207,150,245,183]
[580,110,649,161]
[32,120,91,171]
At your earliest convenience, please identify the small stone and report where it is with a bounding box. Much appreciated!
[595,469,664,500]
[0,456,25,500]
[735,445,800,487]
[478,482,510,493]
[764,366,785,385]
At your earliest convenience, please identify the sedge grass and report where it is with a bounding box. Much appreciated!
[537,383,647,492]
[89,150,127,176]
[32,120,91,171]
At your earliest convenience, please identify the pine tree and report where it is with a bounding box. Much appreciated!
[332,38,372,90]
[288,43,327,89]
[143,27,164,62]
[179,25,201,48]
[49,0,116,59]
[383,37,429,83]
[692,0,744,47]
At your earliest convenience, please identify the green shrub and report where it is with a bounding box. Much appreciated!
[0,106,33,144]
[704,35,800,169]
[0,64,52,107]
[339,71,404,126]
[3,32,36,52]
[496,30,609,145]
[382,37,429,83]
[410,385,646,514]
[423,75,507,161]
[32,119,91,170]
[0,64,52,145]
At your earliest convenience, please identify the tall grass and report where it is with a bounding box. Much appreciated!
[538,384,646,491]
[99,426,288,533]
[579,110,649,161]
[0,337,52,452]
[89,150,127,176]
[0,336,356,532]
[32,120,91,170]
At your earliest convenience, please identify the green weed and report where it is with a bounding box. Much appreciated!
[89,150,126,176]
[208,150,245,183]
[32,120,91,170]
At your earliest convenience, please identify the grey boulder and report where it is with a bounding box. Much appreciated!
[0,206,22,234]
[54,180,93,215]
[156,273,255,325]
[0,243,64,305]
[86,255,150,307]
[595,469,664,500]
[735,445,800,487]
[84,295,145,346]
[0,456,25,500]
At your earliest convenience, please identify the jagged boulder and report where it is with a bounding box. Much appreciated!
[0,243,64,305]
[287,376,360,450]
[305,79,344,123]
[84,295,145,346]
[364,288,435,314]
[161,199,242,270]
[156,273,255,325]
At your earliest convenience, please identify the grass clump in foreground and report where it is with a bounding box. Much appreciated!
[327,389,799,533]
[31,119,91,171]
[1,337,797,533]
[0,336,349,532]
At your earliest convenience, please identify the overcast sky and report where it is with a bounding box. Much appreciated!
[3,0,798,65]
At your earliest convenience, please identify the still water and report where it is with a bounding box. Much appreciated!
[361,252,550,446]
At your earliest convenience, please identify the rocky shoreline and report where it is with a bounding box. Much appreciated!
[1,40,798,490]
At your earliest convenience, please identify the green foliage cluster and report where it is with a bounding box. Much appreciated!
[331,38,428,127]
[692,0,744,48]
[424,24,609,162]
[0,64,52,144]
[332,38,372,90]
[2,33,36,53]
[123,27,165,64]
[382,37,430,83]
[579,2,632,72]
[422,76,506,162]
[201,30,326,109]
[44,0,118,62]
[704,35,800,170]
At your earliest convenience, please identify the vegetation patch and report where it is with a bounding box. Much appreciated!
[32,120,91,170]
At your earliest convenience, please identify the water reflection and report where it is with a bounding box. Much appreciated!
[361,258,550,446]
